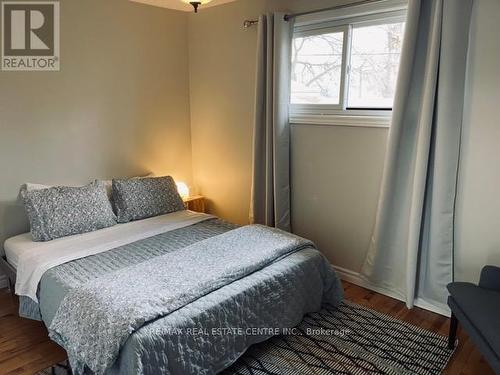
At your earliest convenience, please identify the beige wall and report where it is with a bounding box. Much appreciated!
[0,0,193,250]
[291,125,387,268]
[188,0,268,225]
[455,0,500,283]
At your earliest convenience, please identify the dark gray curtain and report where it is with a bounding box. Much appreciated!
[361,0,473,309]
[250,13,294,232]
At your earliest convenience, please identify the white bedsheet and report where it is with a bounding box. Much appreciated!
[5,211,215,302]
[4,239,24,269]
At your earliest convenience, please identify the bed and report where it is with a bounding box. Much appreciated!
[2,210,343,375]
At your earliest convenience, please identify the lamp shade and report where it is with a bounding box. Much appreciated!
[181,0,213,12]
[176,182,190,199]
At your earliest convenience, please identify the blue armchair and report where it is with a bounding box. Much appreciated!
[447,265,500,374]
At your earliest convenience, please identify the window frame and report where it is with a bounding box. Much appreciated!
[292,25,350,112]
[290,3,407,127]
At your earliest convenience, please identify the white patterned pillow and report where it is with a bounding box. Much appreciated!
[112,176,185,223]
[21,180,117,242]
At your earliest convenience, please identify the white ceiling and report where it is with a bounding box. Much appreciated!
[130,0,238,12]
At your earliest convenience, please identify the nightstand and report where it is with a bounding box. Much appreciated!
[183,195,206,213]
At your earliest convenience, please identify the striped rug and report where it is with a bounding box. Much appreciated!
[223,301,455,375]
[39,301,454,375]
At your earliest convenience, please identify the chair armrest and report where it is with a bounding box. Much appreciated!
[479,265,500,291]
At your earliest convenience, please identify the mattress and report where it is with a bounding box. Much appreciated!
[7,210,214,301]
[4,233,31,269]
[5,213,210,270]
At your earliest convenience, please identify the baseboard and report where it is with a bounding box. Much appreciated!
[333,265,451,317]
[0,274,7,289]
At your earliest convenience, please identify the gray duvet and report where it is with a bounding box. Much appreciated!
[22,219,343,375]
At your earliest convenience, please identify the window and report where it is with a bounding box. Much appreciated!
[290,7,406,124]
[291,31,346,105]
[348,22,405,109]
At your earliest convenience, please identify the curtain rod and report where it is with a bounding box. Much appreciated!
[284,0,388,21]
[243,20,259,28]
[243,0,388,27]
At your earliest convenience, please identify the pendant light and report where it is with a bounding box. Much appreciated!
[181,0,213,13]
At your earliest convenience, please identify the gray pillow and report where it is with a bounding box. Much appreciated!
[21,180,117,242]
[112,176,185,223]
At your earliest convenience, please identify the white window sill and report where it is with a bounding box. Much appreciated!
[289,113,392,128]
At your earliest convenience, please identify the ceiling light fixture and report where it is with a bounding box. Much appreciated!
[181,0,212,13]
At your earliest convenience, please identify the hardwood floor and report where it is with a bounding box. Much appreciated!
[0,289,66,375]
[0,282,494,375]
[342,282,495,375]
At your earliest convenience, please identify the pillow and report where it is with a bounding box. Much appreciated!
[21,180,117,242]
[112,176,185,223]
[22,183,52,191]
[17,183,53,203]
[21,180,113,199]
[19,173,155,201]
[107,173,156,210]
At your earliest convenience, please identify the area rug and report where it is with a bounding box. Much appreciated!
[38,301,455,375]
[223,301,455,375]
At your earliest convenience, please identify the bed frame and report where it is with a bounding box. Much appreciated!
[0,255,16,297]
